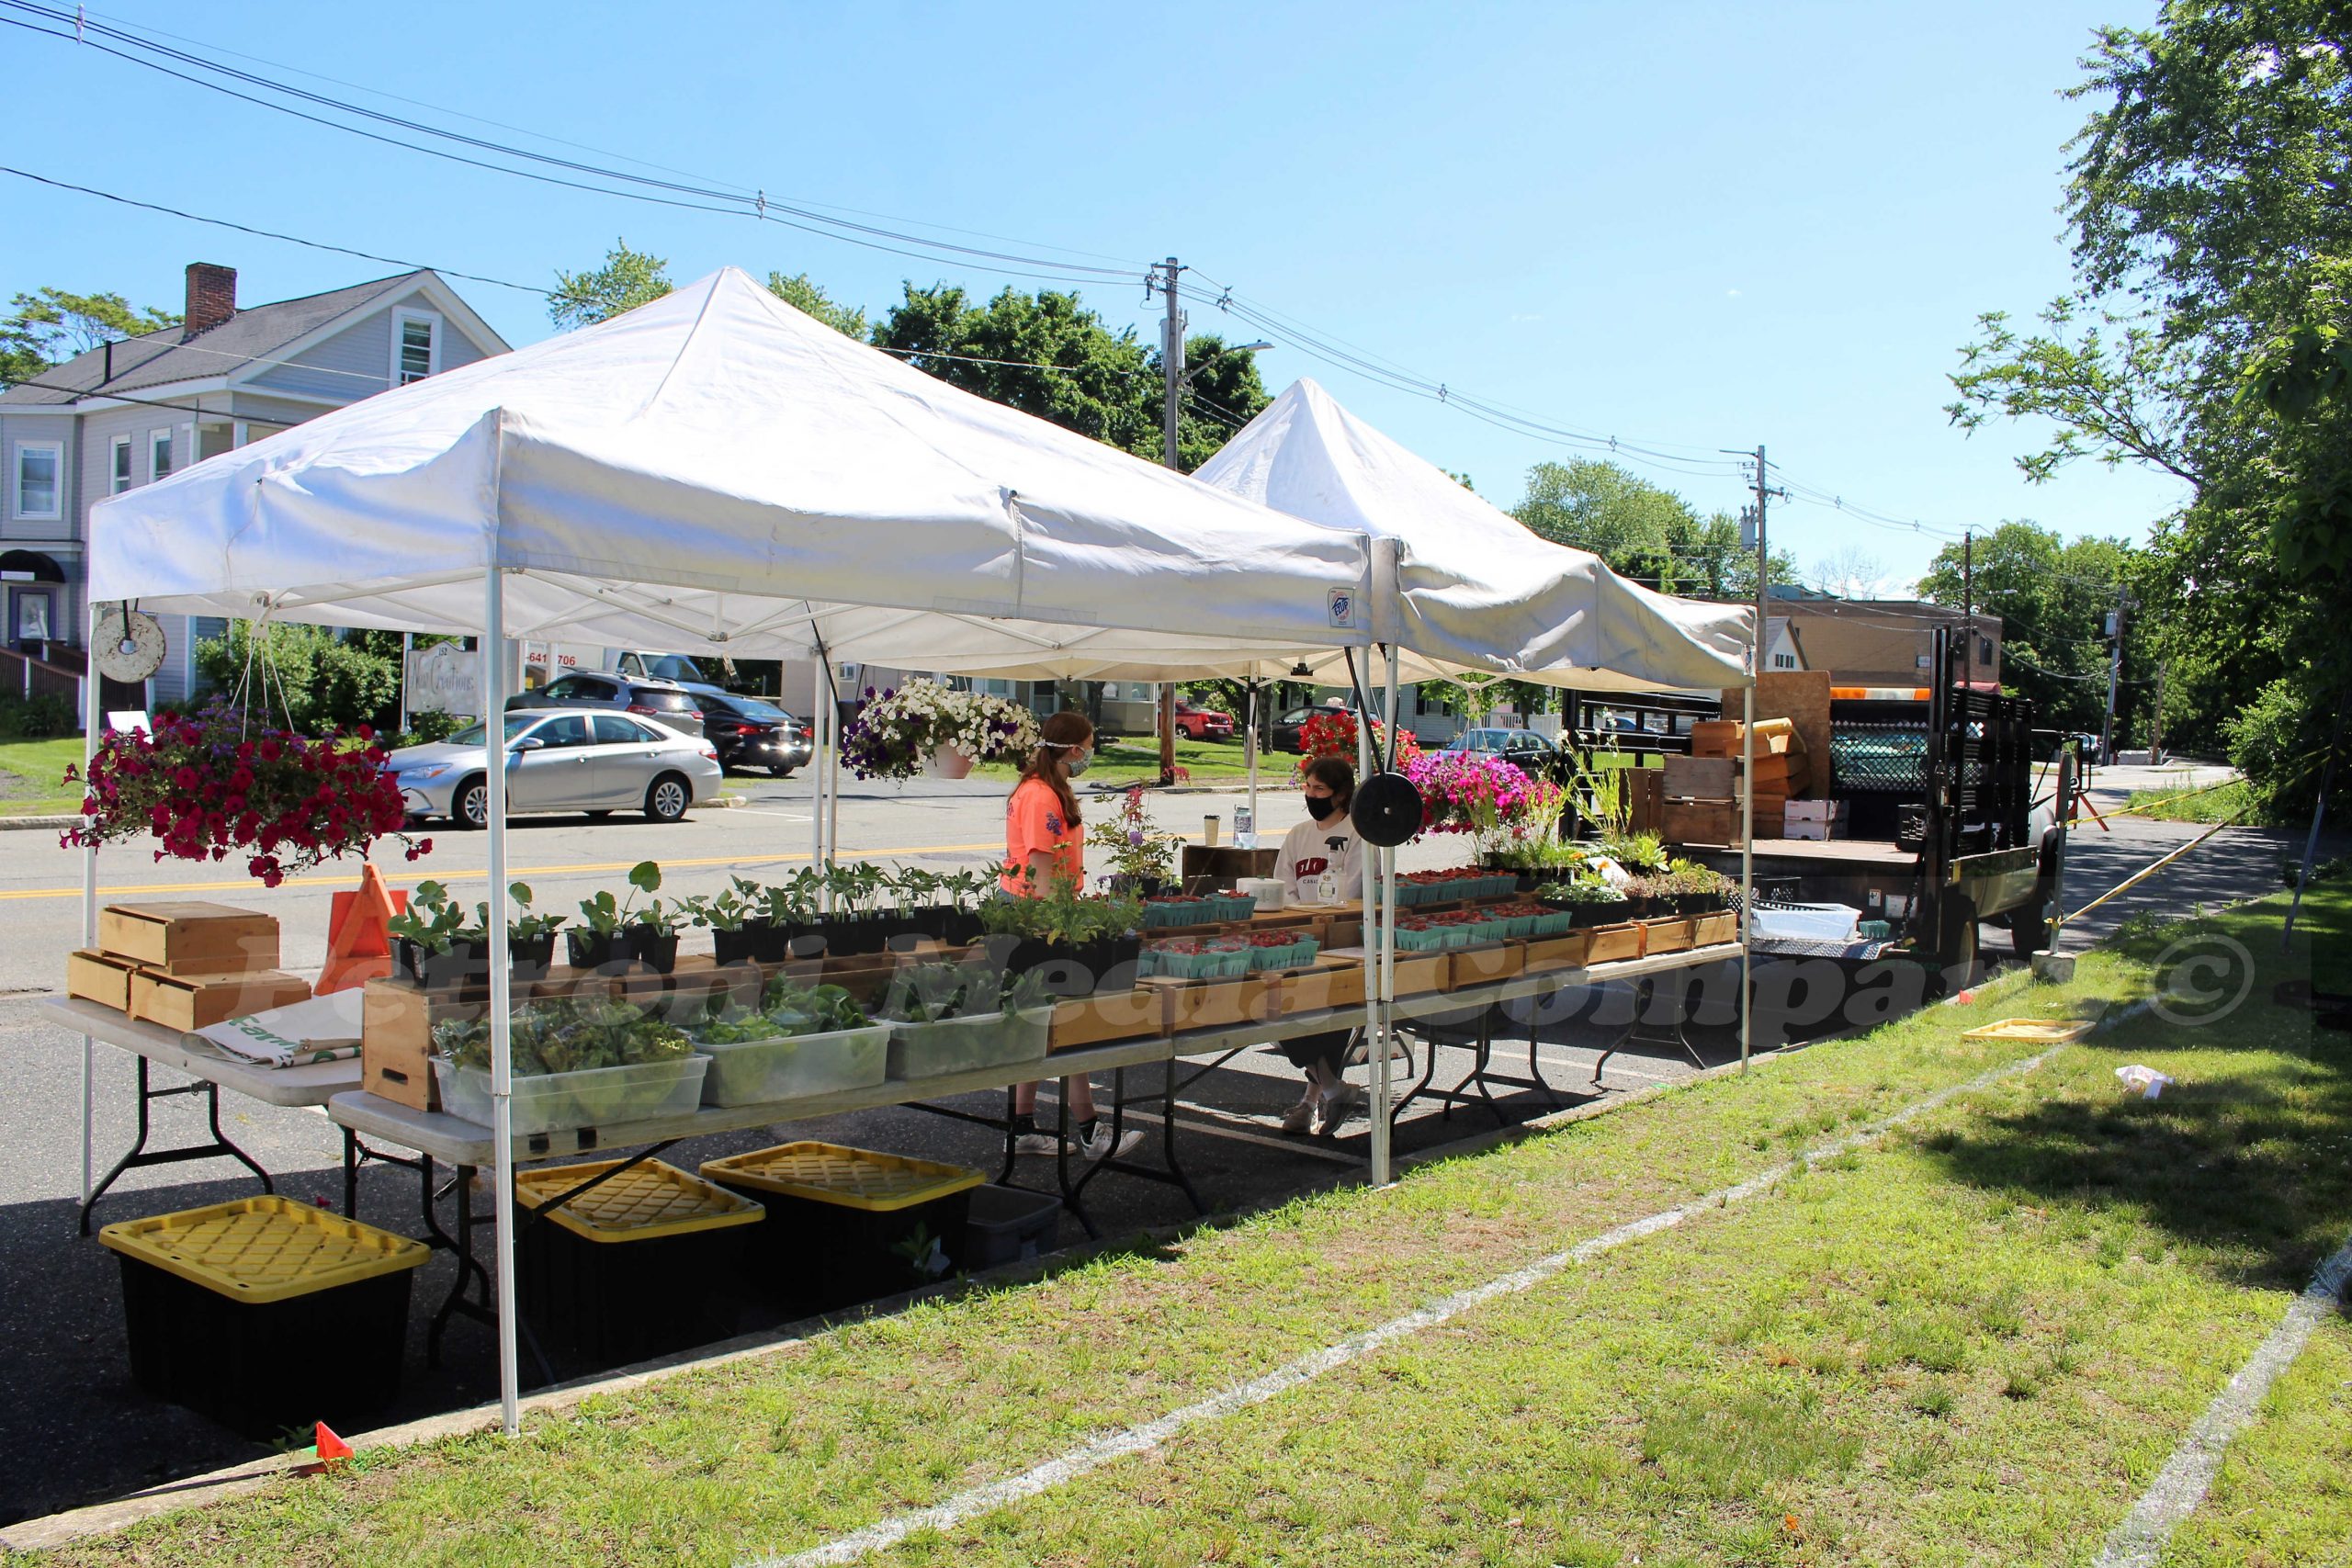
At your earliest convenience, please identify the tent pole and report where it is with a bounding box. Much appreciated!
[1371,645,1399,1185]
[80,592,102,1206]
[482,568,521,1438]
[809,677,829,883]
[1244,676,1260,845]
[1740,683,1753,1074]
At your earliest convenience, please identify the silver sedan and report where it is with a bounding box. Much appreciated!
[385,709,724,828]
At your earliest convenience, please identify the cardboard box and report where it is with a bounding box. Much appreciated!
[67,949,141,1012]
[1049,989,1167,1049]
[1663,755,1737,799]
[360,978,447,1110]
[1783,819,1835,842]
[130,968,311,1032]
[100,902,279,976]
[1585,923,1643,966]
[1521,930,1596,973]
[1784,799,1848,824]
[1642,917,1697,955]
[1272,958,1366,1017]
[1446,942,1525,990]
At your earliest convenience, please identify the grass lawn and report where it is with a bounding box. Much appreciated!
[2128,778,2255,825]
[14,893,2347,1565]
[971,735,1266,786]
[0,737,85,817]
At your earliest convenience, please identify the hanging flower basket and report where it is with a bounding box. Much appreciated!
[62,699,428,887]
[1295,708,1423,772]
[840,681,1040,783]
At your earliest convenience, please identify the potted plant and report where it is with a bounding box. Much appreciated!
[430,995,707,1135]
[838,680,1041,782]
[1088,784,1182,896]
[1662,859,1735,914]
[687,884,761,965]
[1533,876,1634,930]
[570,859,662,969]
[624,871,690,972]
[504,882,566,978]
[387,878,471,988]
[977,873,1144,997]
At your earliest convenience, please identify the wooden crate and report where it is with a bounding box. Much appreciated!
[1049,989,1168,1049]
[1144,975,1273,1034]
[1641,917,1697,955]
[1585,923,1644,966]
[100,902,279,976]
[1663,755,1736,799]
[1271,957,1366,1017]
[130,968,311,1032]
[1446,942,1524,990]
[361,978,447,1110]
[1625,766,1665,834]
[1691,910,1738,947]
[67,949,141,1012]
[1662,799,1738,846]
[1689,719,1742,759]
[1521,930,1596,973]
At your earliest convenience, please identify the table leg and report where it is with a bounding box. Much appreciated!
[343,1127,358,1217]
[78,1057,274,1235]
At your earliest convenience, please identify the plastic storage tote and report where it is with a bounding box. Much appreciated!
[512,1158,763,1365]
[701,1141,985,1313]
[690,1023,891,1107]
[433,1054,709,1136]
[885,1006,1052,1081]
[961,1184,1064,1269]
[98,1194,428,1438]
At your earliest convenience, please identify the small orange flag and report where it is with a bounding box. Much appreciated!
[317,863,405,995]
[314,1422,355,1464]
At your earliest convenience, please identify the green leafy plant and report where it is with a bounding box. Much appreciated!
[1534,877,1623,906]
[505,882,566,942]
[387,878,466,953]
[686,886,754,932]
[977,870,1142,947]
[1601,830,1668,874]
[575,889,624,937]
[431,997,694,1076]
[880,962,1047,1022]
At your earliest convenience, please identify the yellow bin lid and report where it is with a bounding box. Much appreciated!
[1961,1017,2097,1043]
[701,1141,984,1213]
[98,1194,428,1303]
[513,1158,763,1243]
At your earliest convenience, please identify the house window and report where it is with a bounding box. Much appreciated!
[150,428,174,481]
[14,588,53,642]
[393,310,440,385]
[1978,635,1995,664]
[13,441,62,519]
[111,435,133,495]
[1771,652,1797,670]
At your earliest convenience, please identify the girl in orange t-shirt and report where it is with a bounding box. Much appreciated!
[1003,711,1139,1161]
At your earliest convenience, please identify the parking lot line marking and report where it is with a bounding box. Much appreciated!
[1168,1102,1359,1163]
[0,841,1004,901]
[741,1043,2070,1568]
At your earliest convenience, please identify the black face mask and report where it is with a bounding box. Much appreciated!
[1305,793,1339,821]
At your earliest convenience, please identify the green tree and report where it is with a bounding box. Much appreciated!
[766,270,867,338]
[1,287,181,388]
[874,283,1156,454]
[548,239,673,331]
[194,623,404,735]
[1947,0,2352,800]
[1511,460,1792,597]
[1915,522,2146,732]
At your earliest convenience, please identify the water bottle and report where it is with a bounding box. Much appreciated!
[1234,806,1254,848]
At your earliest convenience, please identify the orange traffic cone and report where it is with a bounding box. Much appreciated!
[317,863,406,995]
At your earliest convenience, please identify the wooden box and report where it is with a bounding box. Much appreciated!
[67,949,141,1012]
[1386,952,1448,997]
[1049,989,1168,1050]
[1446,942,1524,990]
[1585,923,1644,966]
[130,968,311,1032]
[1271,957,1366,1017]
[1689,719,1743,759]
[1521,930,1596,973]
[1145,976,1273,1034]
[1692,911,1739,948]
[361,978,447,1110]
[1663,755,1736,799]
[1625,766,1664,835]
[1662,799,1738,847]
[100,902,278,976]
[1642,917,1697,955]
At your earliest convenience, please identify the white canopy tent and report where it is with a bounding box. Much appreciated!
[81,270,1756,1435]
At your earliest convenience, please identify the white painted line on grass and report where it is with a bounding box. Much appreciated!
[741,1044,2069,1568]
[2091,1234,2352,1568]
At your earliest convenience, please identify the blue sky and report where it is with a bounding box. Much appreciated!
[3,0,2182,588]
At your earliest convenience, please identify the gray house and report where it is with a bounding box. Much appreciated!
[0,263,508,708]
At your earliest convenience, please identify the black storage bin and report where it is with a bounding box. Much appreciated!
[702,1142,983,1314]
[100,1195,427,1439]
[960,1184,1064,1270]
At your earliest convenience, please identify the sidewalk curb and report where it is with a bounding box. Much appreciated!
[0,813,78,831]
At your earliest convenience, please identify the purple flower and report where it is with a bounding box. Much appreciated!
[1128,829,1146,846]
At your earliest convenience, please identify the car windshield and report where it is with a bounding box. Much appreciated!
[442,716,538,747]
[723,697,789,722]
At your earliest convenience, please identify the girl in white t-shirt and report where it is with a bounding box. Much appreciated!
[1272,757,1367,1134]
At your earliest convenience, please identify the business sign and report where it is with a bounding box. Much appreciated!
[406,640,481,718]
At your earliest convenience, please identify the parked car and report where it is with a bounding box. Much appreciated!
[1267,701,1352,753]
[1171,696,1235,741]
[509,670,705,739]
[614,649,733,705]
[386,709,722,827]
[1444,727,1557,766]
[698,691,813,776]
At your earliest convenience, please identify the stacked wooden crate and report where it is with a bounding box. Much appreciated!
[67,902,310,1030]
[1672,719,1815,840]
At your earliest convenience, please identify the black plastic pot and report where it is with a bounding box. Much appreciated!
[820,914,888,957]
[509,933,556,981]
[623,927,680,973]
[566,929,618,970]
[393,936,427,986]
[711,927,761,966]
[420,941,487,993]
[1565,899,1634,930]
[986,933,1142,998]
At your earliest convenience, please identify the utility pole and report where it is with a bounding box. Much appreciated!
[2100,586,2132,764]
[1153,256,1185,784]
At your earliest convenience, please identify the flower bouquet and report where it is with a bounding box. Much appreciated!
[840,681,1041,782]
[62,698,425,887]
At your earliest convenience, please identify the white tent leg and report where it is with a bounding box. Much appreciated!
[1740,683,1753,1073]
[1244,678,1259,846]
[482,571,522,1438]
[1371,647,1399,1185]
[80,594,102,1205]
[810,689,829,877]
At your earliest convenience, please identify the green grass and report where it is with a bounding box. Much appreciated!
[13,892,2347,1565]
[2127,778,2253,824]
[971,736,1262,786]
[0,737,85,816]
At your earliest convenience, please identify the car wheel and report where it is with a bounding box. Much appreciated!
[645,773,691,823]
[769,764,796,779]
[454,776,489,830]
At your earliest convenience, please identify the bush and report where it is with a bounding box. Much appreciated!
[0,692,75,739]
[2225,675,2336,826]
[383,709,466,750]
[193,622,401,736]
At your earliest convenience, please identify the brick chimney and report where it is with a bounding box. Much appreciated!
[184,263,237,336]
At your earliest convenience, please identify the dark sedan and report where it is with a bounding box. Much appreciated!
[699,691,813,776]
[508,671,706,739]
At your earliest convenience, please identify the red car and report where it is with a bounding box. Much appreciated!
[1172,698,1235,740]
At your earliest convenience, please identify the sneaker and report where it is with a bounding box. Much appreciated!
[1080,1123,1145,1161]
[1278,1089,1318,1135]
[1013,1130,1067,1156]
[1315,1085,1364,1137]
